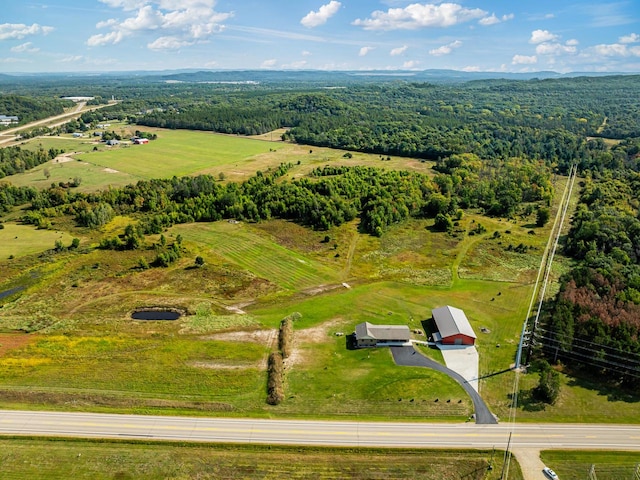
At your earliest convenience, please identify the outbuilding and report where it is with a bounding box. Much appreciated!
[354,322,411,348]
[432,305,476,346]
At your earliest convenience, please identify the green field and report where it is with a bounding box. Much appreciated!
[6,126,434,193]
[0,439,522,480]
[0,223,73,260]
[540,451,640,480]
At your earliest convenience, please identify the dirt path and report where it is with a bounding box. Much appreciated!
[341,230,359,281]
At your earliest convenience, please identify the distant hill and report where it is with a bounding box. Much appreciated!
[0,69,632,88]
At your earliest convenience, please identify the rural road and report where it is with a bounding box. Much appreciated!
[0,101,114,146]
[391,346,497,425]
[1,410,639,451]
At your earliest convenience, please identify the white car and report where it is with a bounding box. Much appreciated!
[543,467,558,479]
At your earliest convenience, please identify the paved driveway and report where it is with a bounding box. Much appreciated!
[438,345,479,392]
[390,346,497,425]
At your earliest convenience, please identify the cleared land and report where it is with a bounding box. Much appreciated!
[0,439,521,480]
[0,223,73,260]
[7,125,434,192]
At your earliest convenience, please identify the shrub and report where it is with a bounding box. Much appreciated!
[533,360,561,404]
[278,312,301,359]
[266,352,284,405]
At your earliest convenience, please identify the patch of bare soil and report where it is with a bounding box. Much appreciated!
[0,333,35,357]
[204,328,278,349]
[302,283,344,296]
[190,361,263,370]
[103,167,119,173]
[53,152,80,164]
[285,318,345,368]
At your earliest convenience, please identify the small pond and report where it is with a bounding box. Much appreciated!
[131,310,181,321]
[0,286,25,300]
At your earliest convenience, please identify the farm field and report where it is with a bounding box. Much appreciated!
[0,439,522,480]
[6,125,434,192]
[0,223,73,260]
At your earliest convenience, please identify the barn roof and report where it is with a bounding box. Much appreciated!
[355,322,410,341]
[432,306,477,339]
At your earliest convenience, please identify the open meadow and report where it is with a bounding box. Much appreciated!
[0,128,638,427]
[7,125,434,193]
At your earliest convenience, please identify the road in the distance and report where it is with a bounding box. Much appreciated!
[0,101,114,146]
[0,410,639,451]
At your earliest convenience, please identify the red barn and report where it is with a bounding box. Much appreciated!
[432,305,477,346]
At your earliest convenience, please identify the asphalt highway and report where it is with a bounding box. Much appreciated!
[1,410,639,451]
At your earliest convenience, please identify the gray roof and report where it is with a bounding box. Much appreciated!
[432,306,477,339]
[355,322,410,341]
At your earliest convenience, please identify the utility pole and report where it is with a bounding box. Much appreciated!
[500,432,512,479]
[487,446,495,471]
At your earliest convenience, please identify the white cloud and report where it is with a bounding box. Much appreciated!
[593,43,630,56]
[353,3,487,31]
[87,1,232,49]
[479,13,514,26]
[512,54,537,65]
[10,42,40,53]
[619,33,640,44]
[403,60,420,68]
[461,65,481,72]
[536,42,577,55]
[529,29,559,44]
[566,39,579,46]
[359,46,374,56]
[261,58,277,68]
[99,0,147,11]
[148,36,192,50]
[87,31,125,46]
[429,40,462,56]
[301,50,311,56]
[300,1,341,28]
[0,23,54,41]
[390,45,408,56]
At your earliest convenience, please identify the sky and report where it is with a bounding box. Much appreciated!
[1,0,639,73]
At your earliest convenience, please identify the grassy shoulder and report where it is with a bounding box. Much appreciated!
[540,450,640,480]
[0,437,523,480]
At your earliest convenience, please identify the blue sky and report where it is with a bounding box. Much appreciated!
[1,0,639,73]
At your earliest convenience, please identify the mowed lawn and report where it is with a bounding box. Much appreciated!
[174,221,341,290]
[75,129,282,179]
[0,223,73,260]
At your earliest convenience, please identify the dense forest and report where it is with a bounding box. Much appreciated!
[543,149,640,388]
[1,73,640,388]
[9,156,551,237]
[130,76,639,174]
[0,146,61,179]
